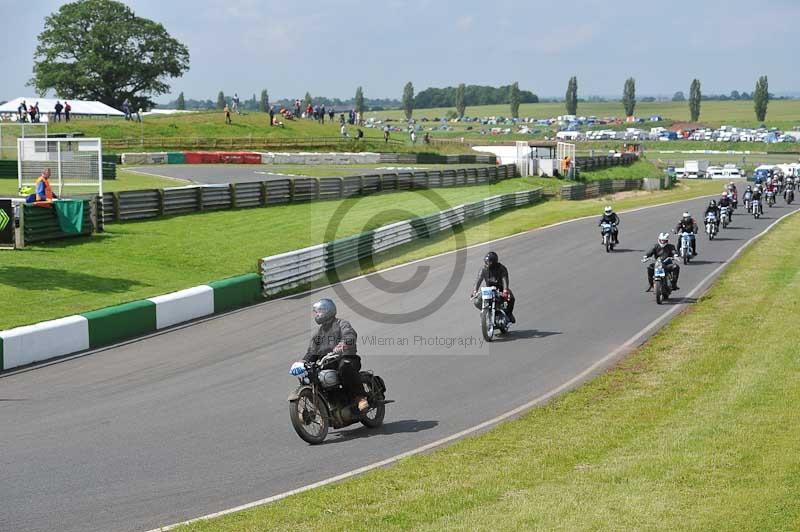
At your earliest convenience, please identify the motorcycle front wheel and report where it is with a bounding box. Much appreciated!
[481,308,495,342]
[655,280,664,305]
[289,389,330,445]
[360,374,386,429]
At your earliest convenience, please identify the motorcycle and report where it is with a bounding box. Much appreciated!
[720,205,731,228]
[752,198,762,219]
[785,187,794,205]
[288,354,389,444]
[766,190,776,207]
[643,256,676,305]
[473,286,510,342]
[600,222,617,252]
[678,231,694,264]
[743,191,752,213]
[705,213,718,240]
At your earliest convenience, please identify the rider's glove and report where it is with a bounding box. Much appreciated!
[289,361,306,376]
[502,289,509,300]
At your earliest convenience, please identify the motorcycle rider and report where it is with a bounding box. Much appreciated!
[675,212,699,256]
[718,192,733,219]
[471,251,516,324]
[598,205,620,244]
[751,185,764,215]
[704,200,720,232]
[302,299,369,412]
[643,232,680,292]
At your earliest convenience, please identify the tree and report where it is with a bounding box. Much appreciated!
[753,75,769,122]
[455,83,466,118]
[259,89,269,112]
[402,82,414,120]
[672,91,686,102]
[689,79,701,122]
[303,92,312,109]
[176,91,185,110]
[216,91,225,109]
[30,0,189,110]
[509,81,520,118]
[354,86,365,116]
[622,78,636,117]
[565,76,578,115]
[730,90,740,100]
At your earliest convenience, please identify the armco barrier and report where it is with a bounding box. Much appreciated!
[0,274,267,372]
[101,164,517,222]
[259,188,543,295]
[560,178,661,200]
[22,200,95,243]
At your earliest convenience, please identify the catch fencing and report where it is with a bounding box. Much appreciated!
[101,164,516,222]
[259,188,543,295]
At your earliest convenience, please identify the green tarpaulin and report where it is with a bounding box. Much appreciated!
[54,200,84,234]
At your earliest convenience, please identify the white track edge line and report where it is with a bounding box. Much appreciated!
[146,202,798,532]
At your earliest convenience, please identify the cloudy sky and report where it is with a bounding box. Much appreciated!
[2,0,798,103]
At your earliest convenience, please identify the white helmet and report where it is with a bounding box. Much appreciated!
[604,206,613,215]
[658,232,670,246]
[682,212,690,220]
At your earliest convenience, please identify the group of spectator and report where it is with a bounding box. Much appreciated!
[16,100,71,123]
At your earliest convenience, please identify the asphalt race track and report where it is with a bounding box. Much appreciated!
[2,193,796,532]
[127,164,311,184]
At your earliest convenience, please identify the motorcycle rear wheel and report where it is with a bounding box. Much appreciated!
[360,374,386,429]
[481,308,494,342]
[289,389,329,445]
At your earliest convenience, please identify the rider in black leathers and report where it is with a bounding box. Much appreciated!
[704,200,720,232]
[718,192,733,219]
[304,298,368,411]
[598,206,620,244]
[675,212,699,256]
[472,251,516,323]
[643,233,680,292]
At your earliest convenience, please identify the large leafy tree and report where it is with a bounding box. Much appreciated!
[402,82,415,120]
[565,76,578,115]
[689,79,701,121]
[622,77,636,117]
[753,75,769,122]
[30,0,189,110]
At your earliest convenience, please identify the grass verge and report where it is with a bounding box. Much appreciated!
[0,179,723,331]
[177,199,800,532]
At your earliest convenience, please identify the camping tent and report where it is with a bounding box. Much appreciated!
[0,97,123,120]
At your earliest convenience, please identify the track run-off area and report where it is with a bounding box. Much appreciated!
[2,192,798,532]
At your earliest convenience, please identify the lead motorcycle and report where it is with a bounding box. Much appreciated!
[643,256,677,305]
[678,231,694,264]
[288,354,389,444]
[705,212,718,240]
[600,222,617,252]
[472,286,510,342]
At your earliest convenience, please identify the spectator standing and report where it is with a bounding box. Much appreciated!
[383,124,390,143]
[339,113,345,125]
[328,108,335,122]
[269,105,275,126]
[137,107,143,123]
[340,124,347,138]
[54,100,63,122]
[320,104,326,124]
[224,104,232,124]
[29,103,37,123]
[423,132,430,144]
[233,93,240,114]
[64,101,71,122]
[35,102,41,123]
[295,99,301,117]
[18,100,27,122]
[410,130,417,145]
[123,98,131,120]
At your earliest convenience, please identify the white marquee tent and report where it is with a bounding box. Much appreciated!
[0,97,123,120]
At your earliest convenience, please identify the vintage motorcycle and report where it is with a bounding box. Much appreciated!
[288,354,389,444]
[473,286,511,342]
[601,221,617,252]
[705,212,718,240]
[643,256,677,305]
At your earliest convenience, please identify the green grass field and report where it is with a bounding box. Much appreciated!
[369,100,800,129]
[0,177,723,331]
[177,198,800,532]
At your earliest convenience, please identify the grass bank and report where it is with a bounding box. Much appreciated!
[0,178,722,331]
[178,199,800,532]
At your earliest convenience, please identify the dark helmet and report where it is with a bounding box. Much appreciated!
[709,200,717,207]
[312,298,337,325]
[484,251,499,266]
